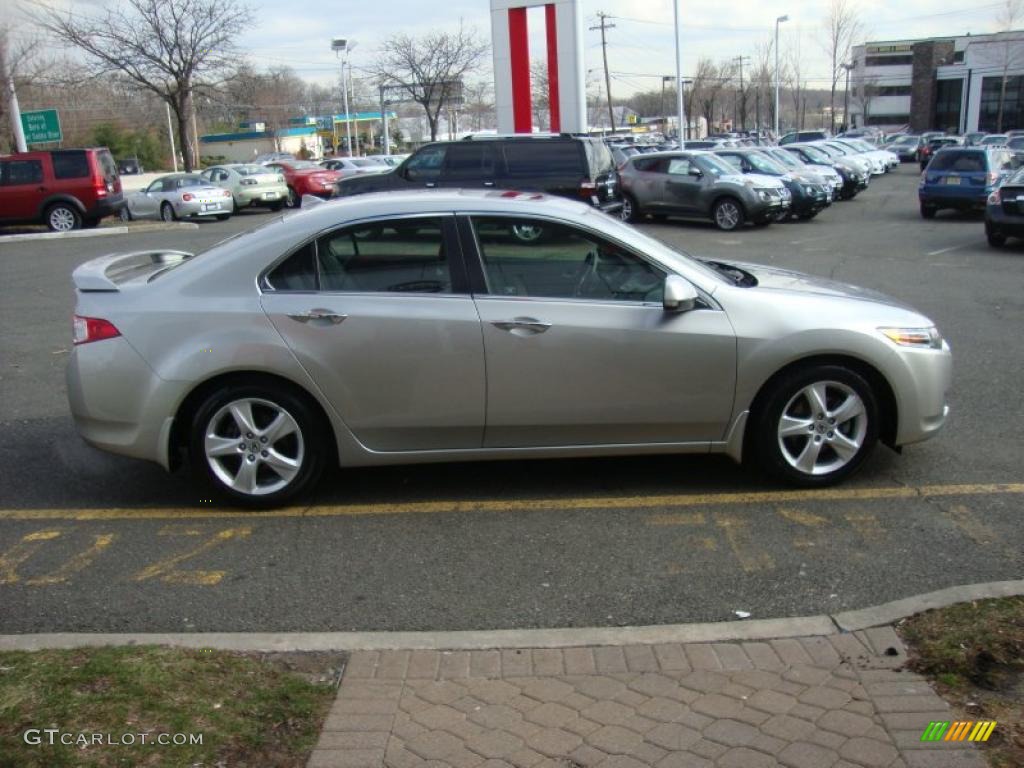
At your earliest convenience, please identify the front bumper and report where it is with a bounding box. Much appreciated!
[893,341,952,447]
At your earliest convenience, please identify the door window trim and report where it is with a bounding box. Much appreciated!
[258,212,472,297]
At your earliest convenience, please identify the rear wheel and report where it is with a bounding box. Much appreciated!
[118,206,133,222]
[189,383,328,508]
[160,202,176,222]
[920,203,937,219]
[45,203,81,232]
[510,222,545,244]
[712,197,744,231]
[751,364,879,487]
[619,194,641,223]
[285,187,300,208]
[986,225,1007,247]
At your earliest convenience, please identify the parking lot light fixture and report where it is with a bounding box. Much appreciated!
[775,14,789,139]
[331,37,355,157]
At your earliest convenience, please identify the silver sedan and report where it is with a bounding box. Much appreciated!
[120,174,234,222]
[68,191,951,506]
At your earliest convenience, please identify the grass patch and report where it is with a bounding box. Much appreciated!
[0,646,342,768]
[898,597,1024,768]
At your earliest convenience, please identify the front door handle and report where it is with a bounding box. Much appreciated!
[491,317,551,335]
[287,308,347,325]
[482,181,495,187]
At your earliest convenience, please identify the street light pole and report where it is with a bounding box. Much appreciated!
[331,37,355,157]
[842,62,853,131]
[673,0,686,145]
[774,14,789,139]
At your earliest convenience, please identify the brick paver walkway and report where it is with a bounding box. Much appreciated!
[307,627,984,768]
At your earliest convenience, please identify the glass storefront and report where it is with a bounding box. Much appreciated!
[980,75,1024,132]
[934,78,963,133]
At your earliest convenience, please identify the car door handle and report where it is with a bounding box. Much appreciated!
[425,182,437,188]
[287,308,347,324]
[482,181,495,187]
[491,318,551,334]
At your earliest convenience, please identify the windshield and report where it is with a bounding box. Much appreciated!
[813,143,842,158]
[1008,138,1024,149]
[982,136,1007,145]
[351,158,382,167]
[824,143,851,155]
[798,145,831,163]
[768,150,802,169]
[234,164,266,175]
[745,153,786,174]
[289,161,322,170]
[696,154,739,176]
[892,136,918,145]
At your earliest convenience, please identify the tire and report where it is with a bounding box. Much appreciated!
[160,202,176,222]
[285,187,300,208]
[620,194,641,223]
[215,213,231,221]
[119,206,133,222]
[510,222,546,244]
[920,203,937,219]
[987,226,1007,247]
[189,381,328,508]
[712,197,744,231]
[45,203,82,232]
[797,211,818,221]
[750,364,879,487]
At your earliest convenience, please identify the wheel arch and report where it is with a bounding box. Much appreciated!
[741,353,899,462]
[38,194,86,219]
[167,370,339,472]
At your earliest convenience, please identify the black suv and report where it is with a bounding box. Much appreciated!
[335,134,622,213]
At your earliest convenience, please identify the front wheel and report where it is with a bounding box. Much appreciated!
[751,365,879,486]
[189,383,328,507]
[712,197,744,231]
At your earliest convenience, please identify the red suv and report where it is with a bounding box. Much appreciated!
[0,148,123,232]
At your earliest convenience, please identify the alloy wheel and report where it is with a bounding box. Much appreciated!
[49,207,77,232]
[511,223,544,243]
[204,397,305,496]
[161,203,175,222]
[714,201,740,230]
[776,380,868,476]
[620,198,633,222]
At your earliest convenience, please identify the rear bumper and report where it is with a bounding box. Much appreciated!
[86,194,125,218]
[237,185,288,205]
[985,206,1024,234]
[66,338,185,469]
[177,199,232,217]
[919,187,989,209]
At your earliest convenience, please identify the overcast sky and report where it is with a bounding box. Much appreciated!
[10,0,1011,95]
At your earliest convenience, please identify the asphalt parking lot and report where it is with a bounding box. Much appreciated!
[1,165,1021,635]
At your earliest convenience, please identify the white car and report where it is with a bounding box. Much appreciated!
[320,158,390,178]
[200,164,289,212]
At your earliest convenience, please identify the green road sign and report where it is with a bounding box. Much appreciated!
[21,109,63,144]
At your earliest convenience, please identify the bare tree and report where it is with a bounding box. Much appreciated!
[530,59,549,131]
[693,57,728,133]
[0,22,53,151]
[32,0,249,171]
[463,80,494,131]
[786,33,806,130]
[821,0,862,133]
[991,0,1024,131]
[368,24,488,142]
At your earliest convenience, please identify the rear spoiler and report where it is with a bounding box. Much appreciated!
[72,250,193,292]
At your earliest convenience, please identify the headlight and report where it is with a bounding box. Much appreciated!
[879,327,943,349]
[804,185,815,194]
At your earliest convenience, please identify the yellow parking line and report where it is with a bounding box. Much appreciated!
[0,483,1021,521]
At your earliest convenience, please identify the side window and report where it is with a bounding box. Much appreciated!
[51,151,90,179]
[442,144,497,179]
[161,178,178,192]
[266,242,318,291]
[146,179,163,193]
[200,170,213,181]
[404,147,447,182]
[719,155,743,171]
[633,157,664,173]
[502,141,585,178]
[667,158,692,176]
[317,217,452,293]
[2,159,44,186]
[471,216,666,303]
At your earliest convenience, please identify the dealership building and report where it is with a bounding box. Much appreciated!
[849,31,1024,133]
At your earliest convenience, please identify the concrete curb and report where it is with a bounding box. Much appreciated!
[1,580,1021,653]
[0,222,198,243]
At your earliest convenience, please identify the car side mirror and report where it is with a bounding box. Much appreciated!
[663,275,699,312]
[688,168,703,178]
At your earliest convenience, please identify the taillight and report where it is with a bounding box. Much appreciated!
[579,180,598,200]
[988,188,1001,205]
[986,171,999,186]
[182,193,194,201]
[73,315,121,345]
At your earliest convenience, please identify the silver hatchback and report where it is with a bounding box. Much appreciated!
[68,191,951,506]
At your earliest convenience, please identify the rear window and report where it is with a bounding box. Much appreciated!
[235,164,265,175]
[51,150,91,179]
[502,141,584,178]
[584,140,615,176]
[96,149,118,183]
[929,151,986,172]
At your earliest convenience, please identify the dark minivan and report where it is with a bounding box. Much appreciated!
[0,148,122,231]
[336,135,622,215]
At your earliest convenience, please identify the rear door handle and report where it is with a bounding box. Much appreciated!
[491,317,551,334]
[287,308,347,325]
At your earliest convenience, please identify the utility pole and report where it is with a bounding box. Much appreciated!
[1,29,28,152]
[590,12,616,131]
[734,55,751,131]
